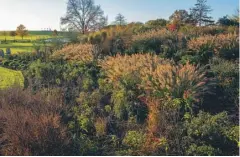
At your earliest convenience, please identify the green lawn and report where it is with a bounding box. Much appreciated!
[0,37,52,54]
[0,67,24,89]
[0,35,51,41]
[0,43,35,54]
[0,30,67,54]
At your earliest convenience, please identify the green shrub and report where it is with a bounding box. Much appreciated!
[203,57,239,115]
[182,111,238,156]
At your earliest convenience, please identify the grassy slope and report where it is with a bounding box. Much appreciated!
[0,67,24,89]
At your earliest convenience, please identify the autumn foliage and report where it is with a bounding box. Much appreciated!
[0,88,72,156]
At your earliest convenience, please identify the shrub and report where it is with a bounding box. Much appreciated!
[179,26,226,37]
[182,111,239,156]
[203,57,239,116]
[131,29,187,57]
[1,52,39,70]
[118,131,168,155]
[100,54,208,137]
[214,33,239,59]
[122,131,146,149]
[25,59,100,105]
[0,87,73,155]
[99,54,169,121]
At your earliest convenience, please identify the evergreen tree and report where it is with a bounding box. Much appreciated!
[190,0,214,26]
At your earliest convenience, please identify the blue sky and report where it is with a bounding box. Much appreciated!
[0,0,238,30]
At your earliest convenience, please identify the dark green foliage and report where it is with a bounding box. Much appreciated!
[131,31,187,59]
[218,16,239,26]
[203,58,239,116]
[182,111,238,156]
[25,59,100,105]
[1,52,40,70]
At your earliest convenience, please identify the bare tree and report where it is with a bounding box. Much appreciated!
[114,13,127,25]
[61,0,108,34]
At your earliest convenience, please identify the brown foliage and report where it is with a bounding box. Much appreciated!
[0,87,72,156]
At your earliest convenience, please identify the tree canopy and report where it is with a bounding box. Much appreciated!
[16,24,28,39]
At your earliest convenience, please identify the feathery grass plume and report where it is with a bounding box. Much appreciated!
[187,33,239,59]
[141,62,207,103]
[100,54,207,104]
[187,35,216,53]
[100,54,208,150]
[52,44,100,63]
[99,53,171,84]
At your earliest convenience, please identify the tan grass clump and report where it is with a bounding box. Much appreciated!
[52,44,96,63]
[99,54,171,84]
[187,33,239,56]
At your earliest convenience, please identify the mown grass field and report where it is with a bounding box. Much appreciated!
[0,31,59,54]
[0,42,51,54]
[0,67,24,89]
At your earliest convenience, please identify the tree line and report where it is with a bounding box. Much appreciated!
[60,0,239,33]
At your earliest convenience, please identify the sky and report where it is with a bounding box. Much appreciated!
[0,0,238,30]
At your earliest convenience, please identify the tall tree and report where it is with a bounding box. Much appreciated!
[114,13,127,25]
[190,0,214,26]
[169,10,190,24]
[16,24,28,39]
[61,0,108,34]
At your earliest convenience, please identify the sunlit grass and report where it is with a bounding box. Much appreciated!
[0,67,24,89]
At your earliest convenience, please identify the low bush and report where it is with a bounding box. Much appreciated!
[0,87,73,155]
